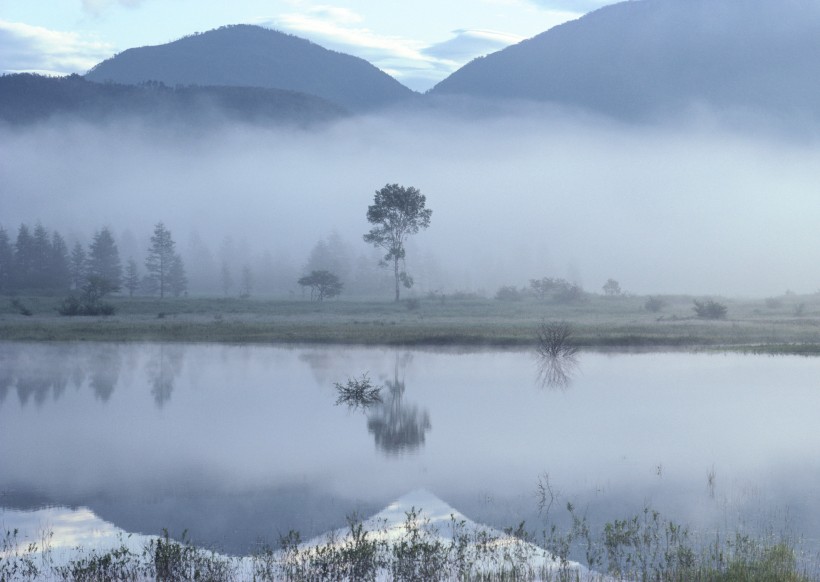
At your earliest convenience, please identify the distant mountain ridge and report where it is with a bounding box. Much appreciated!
[86,24,416,112]
[429,0,820,121]
[0,73,345,127]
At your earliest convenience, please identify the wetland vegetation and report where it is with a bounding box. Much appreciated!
[2,291,820,352]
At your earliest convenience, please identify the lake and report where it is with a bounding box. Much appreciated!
[1,341,819,564]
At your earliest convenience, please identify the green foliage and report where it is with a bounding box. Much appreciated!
[694,298,728,319]
[602,278,622,296]
[364,183,432,302]
[495,285,524,301]
[297,270,343,301]
[58,542,142,581]
[58,275,118,316]
[145,222,177,299]
[0,528,40,581]
[146,529,233,582]
[88,227,122,289]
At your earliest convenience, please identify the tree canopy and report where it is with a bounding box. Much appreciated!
[363,183,432,302]
[298,270,343,301]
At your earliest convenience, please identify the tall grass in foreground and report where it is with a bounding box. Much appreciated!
[2,505,817,581]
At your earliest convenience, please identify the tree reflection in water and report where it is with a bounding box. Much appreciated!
[90,345,122,402]
[536,352,578,390]
[366,354,431,455]
[0,343,112,407]
[145,344,185,408]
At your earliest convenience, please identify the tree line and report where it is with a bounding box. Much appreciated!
[1,182,435,303]
[0,222,187,299]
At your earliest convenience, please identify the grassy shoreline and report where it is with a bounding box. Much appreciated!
[2,293,820,353]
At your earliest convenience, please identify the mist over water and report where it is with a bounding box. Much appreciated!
[3,104,820,296]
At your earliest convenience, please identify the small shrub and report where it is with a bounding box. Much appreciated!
[536,321,579,359]
[334,374,383,411]
[10,298,32,316]
[58,276,117,316]
[693,299,728,319]
[495,285,523,301]
[644,296,666,313]
[553,281,586,304]
[405,298,420,311]
[765,297,783,309]
[794,303,806,317]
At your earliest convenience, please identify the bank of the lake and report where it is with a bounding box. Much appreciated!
[2,293,820,352]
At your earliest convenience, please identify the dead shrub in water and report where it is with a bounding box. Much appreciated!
[536,321,579,360]
[334,374,383,411]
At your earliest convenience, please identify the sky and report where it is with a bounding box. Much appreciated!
[0,0,618,91]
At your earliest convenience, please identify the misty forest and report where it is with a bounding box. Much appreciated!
[4,0,820,580]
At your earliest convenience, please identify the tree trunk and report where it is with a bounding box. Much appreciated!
[393,256,400,302]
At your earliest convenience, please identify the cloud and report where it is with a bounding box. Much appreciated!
[264,8,524,91]
[423,29,524,62]
[0,20,114,75]
[81,0,145,15]
[523,0,616,12]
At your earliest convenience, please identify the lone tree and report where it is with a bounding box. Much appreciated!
[363,183,432,302]
[145,222,176,298]
[298,270,342,301]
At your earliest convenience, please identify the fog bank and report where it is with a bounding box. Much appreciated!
[2,107,819,296]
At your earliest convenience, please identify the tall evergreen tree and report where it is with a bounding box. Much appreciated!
[49,231,71,292]
[30,223,52,290]
[69,241,87,290]
[0,228,13,294]
[145,222,176,298]
[168,254,187,298]
[124,258,140,297]
[13,224,35,291]
[88,227,122,289]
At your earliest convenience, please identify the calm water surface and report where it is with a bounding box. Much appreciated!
[1,342,819,557]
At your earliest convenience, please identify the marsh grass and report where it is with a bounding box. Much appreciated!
[2,507,816,581]
[1,293,820,351]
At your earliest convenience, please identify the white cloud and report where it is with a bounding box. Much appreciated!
[263,7,525,91]
[423,29,525,61]
[524,0,615,13]
[81,0,145,15]
[0,20,114,75]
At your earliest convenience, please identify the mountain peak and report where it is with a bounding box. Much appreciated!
[430,0,820,121]
[86,24,416,112]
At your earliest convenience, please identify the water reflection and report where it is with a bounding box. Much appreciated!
[145,344,185,408]
[536,353,579,390]
[367,355,431,455]
[90,345,122,402]
[0,343,124,407]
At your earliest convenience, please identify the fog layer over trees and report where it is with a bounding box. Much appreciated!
[3,107,820,297]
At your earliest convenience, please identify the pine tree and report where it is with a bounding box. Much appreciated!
[49,231,71,292]
[168,254,187,298]
[69,241,87,290]
[145,222,176,299]
[0,227,13,294]
[239,264,253,298]
[30,223,52,290]
[88,227,122,290]
[124,257,140,297]
[13,224,35,291]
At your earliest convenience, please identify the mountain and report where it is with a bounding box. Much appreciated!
[429,0,820,121]
[0,73,346,127]
[85,24,415,112]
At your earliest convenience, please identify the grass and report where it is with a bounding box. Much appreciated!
[2,292,820,352]
[2,507,816,581]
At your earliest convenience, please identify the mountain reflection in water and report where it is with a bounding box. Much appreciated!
[2,343,820,558]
